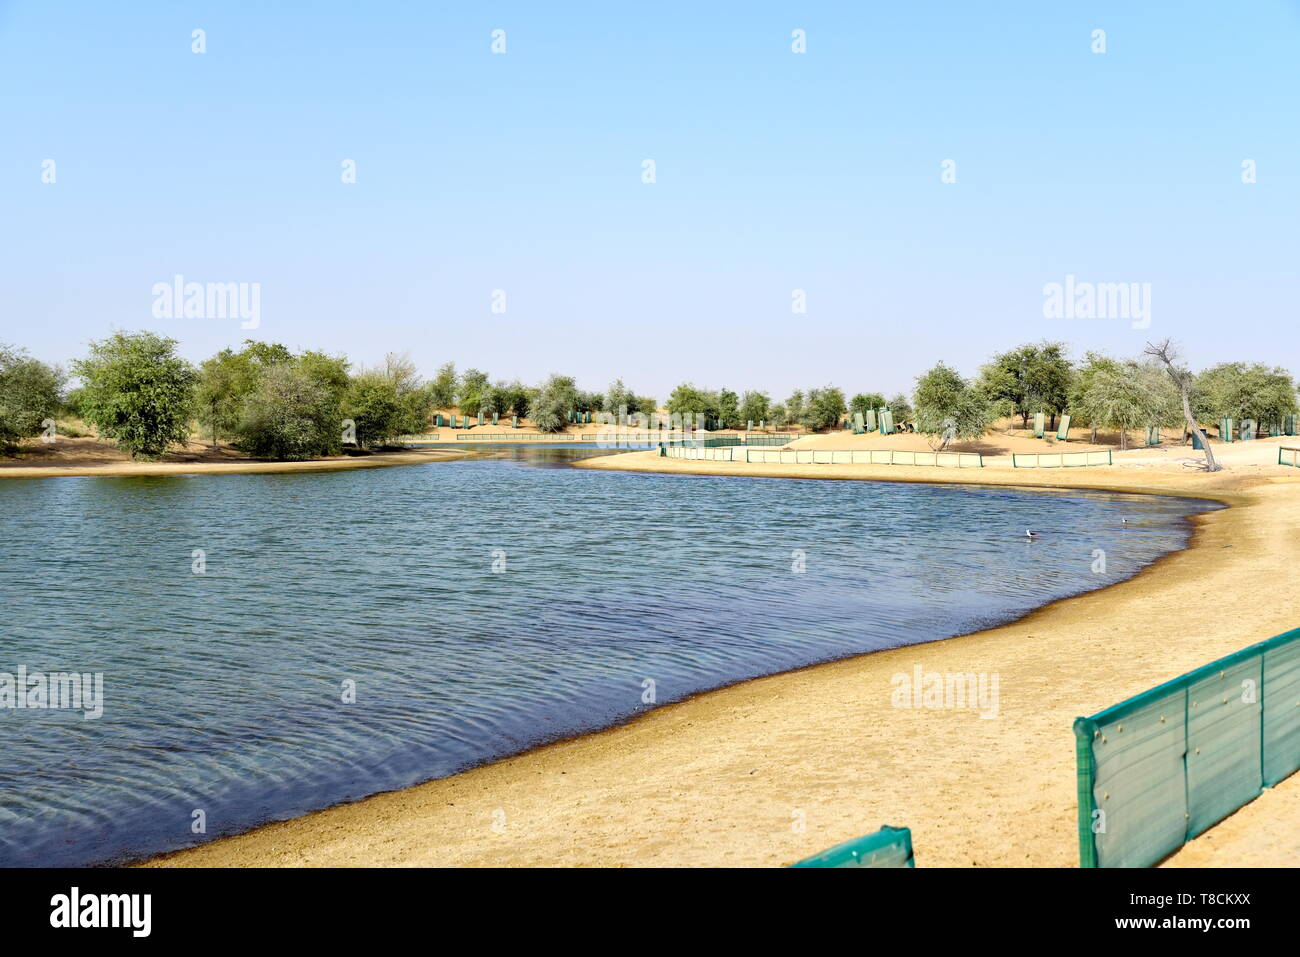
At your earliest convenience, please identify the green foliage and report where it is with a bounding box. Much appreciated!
[768,402,789,428]
[194,341,291,444]
[784,390,805,425]
[1078,360,1180,450]
[1194,362,1298,426]
[978,341,1073,426]
[492,380,531,417]
[717,387,740,429]
[529,374,579,432]
[738,390,770,426]
[344,372,407,447]
[800,386,847,432]
[849,392,886,417]
[428,362,458,409]
[458,368,491,415]
[236,363,342,459]
[603,378,637,415]
[888,392,913,420]
[0,344,65,453]
[666,383,719,421]
[912,363,995,449]
[72,331,197,460]
[575,390,603,414]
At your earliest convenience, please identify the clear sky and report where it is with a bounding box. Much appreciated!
[2,1,1297,400]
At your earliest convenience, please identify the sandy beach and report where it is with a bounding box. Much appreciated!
[132,433,1300,868]
[0,435,473,479]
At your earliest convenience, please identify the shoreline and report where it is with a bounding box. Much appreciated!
[142,449,1300,867]
[0,446,472,479]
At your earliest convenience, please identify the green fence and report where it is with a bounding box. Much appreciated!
[453,432,579,442]
[744,448,983,467]
[399,433,441,443]
[1012,451,1112,468]
[790,826,915,868]
[580,431,796,445]
[662,445,735,461]
[1074,626,1300,868]
[1279,447,1300,468]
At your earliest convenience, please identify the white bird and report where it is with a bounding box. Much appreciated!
[1025,529,1038,539]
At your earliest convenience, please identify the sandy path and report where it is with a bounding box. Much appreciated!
[143,448,1300,867]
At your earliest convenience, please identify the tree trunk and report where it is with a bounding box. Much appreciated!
[1181,388,1220,471]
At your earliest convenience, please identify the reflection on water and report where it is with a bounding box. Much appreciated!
[0,452,1218,865]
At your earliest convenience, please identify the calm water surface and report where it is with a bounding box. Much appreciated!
[0,450,1219,865]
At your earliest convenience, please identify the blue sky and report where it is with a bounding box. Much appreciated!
[2,1,1297,400]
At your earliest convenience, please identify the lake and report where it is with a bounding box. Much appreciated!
[0,450,1219,865]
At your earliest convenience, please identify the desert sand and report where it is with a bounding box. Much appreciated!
[138,431,1300,867]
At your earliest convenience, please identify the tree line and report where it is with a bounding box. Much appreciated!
[1,332,1295,462]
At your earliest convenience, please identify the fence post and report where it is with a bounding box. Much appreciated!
[1073,717,1099,868]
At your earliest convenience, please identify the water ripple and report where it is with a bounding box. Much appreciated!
[0,454,1218,865]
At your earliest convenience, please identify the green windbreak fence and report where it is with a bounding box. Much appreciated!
[790,826,915,868]
[1279,447,1300,468]
[580,432,796,446]
[1056,414,1071,441]
[453,432,578,442]
[662,445,735,461]
[1012,451,1112,468]
[745,448,983,467]
[1074,626,1300,868]
[581,431,695,443]
[399,433,441,443]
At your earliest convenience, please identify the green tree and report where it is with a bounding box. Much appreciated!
[72,331,197,460]
[1079,360,1178,451]
[603,378,637,416]
[0,344,65,453]
[666,383,719,424]
[717,387,740,429]
[800,386,847,432]
[849,392,886,418]
[784,390,805,427]
[888,392,913,421]
[344,372,407,447]
[529,374,579,432]
[236,363,341,459]
[1194,362,1298,429]
[1068,352,1120,443]
[380,352,435,435]
[194,340,293,445]
[458,368,491,416]
[979,341,1074,429]
[738,390,770,427]
[912,363,995,449]
[494,380,531,417]
[428,362,458,409]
